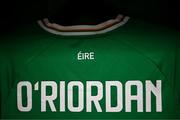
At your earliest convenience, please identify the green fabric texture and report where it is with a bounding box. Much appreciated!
[0,18,180,119]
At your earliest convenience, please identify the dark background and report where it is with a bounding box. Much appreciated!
[0,0,179,34]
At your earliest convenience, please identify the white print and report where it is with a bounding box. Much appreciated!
[68,81,84,112]
[77,51,94,60]
[17,81,32,112]
[146,80,162,112]
[17,80,162,112]
[41,81,57,112]
[86,81,103,112]
[125,81,143,112]
[59,81,65,112]
[106,81,123,112]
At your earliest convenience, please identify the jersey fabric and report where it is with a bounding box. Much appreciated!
[0,15,180,119]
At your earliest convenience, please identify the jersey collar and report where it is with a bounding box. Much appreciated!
[38,14,130,36]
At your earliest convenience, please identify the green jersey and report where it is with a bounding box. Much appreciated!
[0,15,180,119]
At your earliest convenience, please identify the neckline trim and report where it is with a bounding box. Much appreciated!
[37,14,130,36]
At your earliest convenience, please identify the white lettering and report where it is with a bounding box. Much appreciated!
[16,80,163,113]
[60,81,65,112]
[86,81,103,112]
[146,80,162,112]
[77,51,95,60]
[41,81,57,112]
[125,81,143,112]
[17,81,32,112]
[106,81,123,112]
[68,81,84,112]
